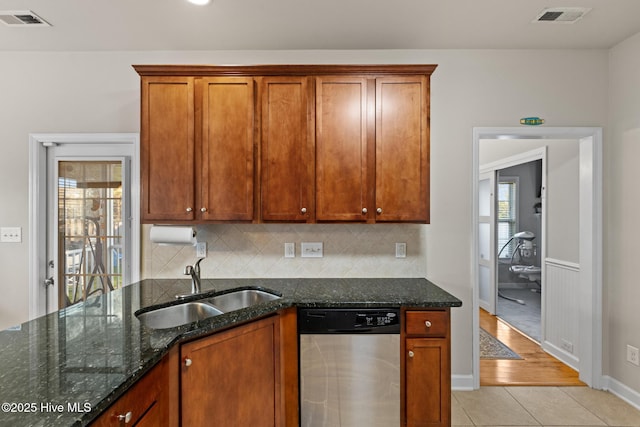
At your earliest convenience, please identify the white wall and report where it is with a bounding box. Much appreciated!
[607,32,640,396]
[0,49,608,381]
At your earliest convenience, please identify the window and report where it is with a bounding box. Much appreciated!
[497,177,518,258]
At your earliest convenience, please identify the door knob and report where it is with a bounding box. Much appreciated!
[184,358,192,367]
[186,207,193,212]
[200,207,207,212]
[301,207,307,214]
[362,208,367,214]
[408,350,414,358]
[376,208,383,214]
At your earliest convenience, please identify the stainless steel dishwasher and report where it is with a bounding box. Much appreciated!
[298,307,401,427]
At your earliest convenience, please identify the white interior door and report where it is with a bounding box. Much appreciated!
[478,171,496,314]
[29,134,140,318]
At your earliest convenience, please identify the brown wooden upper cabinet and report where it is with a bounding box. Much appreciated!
[135,65,435,224]
[139,75,255,223]
[140,76,196,222]
[260,77,314,222]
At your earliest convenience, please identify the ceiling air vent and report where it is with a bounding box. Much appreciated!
[0,10,51,27]
[533,7,591,24]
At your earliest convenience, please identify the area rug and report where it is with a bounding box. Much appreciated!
[479,328,522,359]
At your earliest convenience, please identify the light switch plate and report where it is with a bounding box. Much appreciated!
[396,242,407,258]
[1,227,21,243]
[196,242,207,258]
[301,242,323,258]
[284,243,295,258]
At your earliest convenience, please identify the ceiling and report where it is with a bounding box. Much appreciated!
[1,0,640,51]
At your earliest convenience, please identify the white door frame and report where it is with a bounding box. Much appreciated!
[28,133,140,320]
[472,127,603,389]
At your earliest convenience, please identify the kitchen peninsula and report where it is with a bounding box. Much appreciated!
[0,278,461,426]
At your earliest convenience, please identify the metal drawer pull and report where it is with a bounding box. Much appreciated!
[425,320,432,328]
[117,411,133,423]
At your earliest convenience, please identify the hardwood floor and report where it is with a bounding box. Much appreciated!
[480,309,585,386]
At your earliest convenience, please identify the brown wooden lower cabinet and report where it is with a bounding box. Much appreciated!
[90,348,175,427]
[177,309,298,427]
[93,306,452,427]
[402,308,451,427]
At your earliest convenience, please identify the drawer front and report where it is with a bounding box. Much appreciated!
[405,310,448,337]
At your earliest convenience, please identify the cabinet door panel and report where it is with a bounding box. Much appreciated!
[316,77,368,221]
[376,76,429,222]
[201,77,255,221]
[181,317,278,427]
[405,338,450,427]
[141,77,195,221]
[261,77,313,221]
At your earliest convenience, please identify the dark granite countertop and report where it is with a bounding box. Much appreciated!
[0,277,461,426]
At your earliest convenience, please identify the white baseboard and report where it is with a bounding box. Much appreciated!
[602,375,640,411]
[452,374,475,391]
[542,340,579,371]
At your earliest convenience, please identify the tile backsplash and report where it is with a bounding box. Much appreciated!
[142,223,427,279]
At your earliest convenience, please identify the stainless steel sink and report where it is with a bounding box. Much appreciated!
[206,289,281,312]
[137,302,224,329]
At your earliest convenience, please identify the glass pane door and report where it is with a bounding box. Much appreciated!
[57,161,124,309]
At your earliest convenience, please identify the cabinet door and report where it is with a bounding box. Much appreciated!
[181,316,279,427]
[200,77,255,221]
[91,353,173,427]
[375,76,430,222]
[141,77,195,222]
[405,338,450,427]
[260,77,314,222]
[315,77,369,221]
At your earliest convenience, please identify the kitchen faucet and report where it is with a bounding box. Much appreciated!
[178,258,205,298]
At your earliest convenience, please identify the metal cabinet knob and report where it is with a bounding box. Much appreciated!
[425,320,432,328]
[184,358,192,367]
[117,411,133,423]
[186,207,193,212]
[200,207,207,212]
[408,350,414,358]
[301,207,307,214]
[362,208,368,214]
[376,208,383,214]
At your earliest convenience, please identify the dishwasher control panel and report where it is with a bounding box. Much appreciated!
[298,308,400,334]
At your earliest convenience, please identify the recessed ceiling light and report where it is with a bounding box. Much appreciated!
[187,0,211,5]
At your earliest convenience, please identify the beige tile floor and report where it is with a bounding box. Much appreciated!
[453,387,640,426]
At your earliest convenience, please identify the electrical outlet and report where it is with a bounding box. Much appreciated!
[627,345,640,366]
[301,242,323,258]
[395,242,407,258]
[0,227,21,243]
[561,339,574,354]
[284,243,295,258]
[196,242,207,258]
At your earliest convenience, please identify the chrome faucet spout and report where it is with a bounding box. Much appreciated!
[183,258,205,295]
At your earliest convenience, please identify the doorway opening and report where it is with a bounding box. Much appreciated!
[472,127,603,390]
[28,133,140,318]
